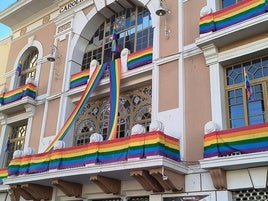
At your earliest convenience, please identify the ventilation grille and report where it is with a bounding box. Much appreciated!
[233,189,268,201]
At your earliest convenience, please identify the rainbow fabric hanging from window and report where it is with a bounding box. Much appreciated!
[108,59,121,140]
[45,63,107,152]
[45,59,122,151]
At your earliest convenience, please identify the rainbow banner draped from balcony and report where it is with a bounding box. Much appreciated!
[0,83,36,105]
[204,123,268,158]
[127,46,153,70]
[108,59,121,140]
[70,69,90,89]
[0,168,8,184]
[199,0,268,34]
[8,132,180,176]
[44,63,107,152]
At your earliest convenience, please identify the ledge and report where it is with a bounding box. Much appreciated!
[200,151,268,170]
[196,13,268,48]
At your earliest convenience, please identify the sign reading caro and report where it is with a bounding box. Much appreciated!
[59,0,85,14]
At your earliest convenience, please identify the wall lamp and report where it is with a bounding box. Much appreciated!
[47,45,57,62]
[156,0,171,39]
[155,0,170,16]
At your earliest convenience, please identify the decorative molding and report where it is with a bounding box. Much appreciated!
[52,179,82,197]
[130,169,164,192]
[43,15,50,24]
[149,167,185,192]
[209,168,227,190]
[57,21,72,34]
[201,43,218,66]
[10,183,53,201]
[20,27,27,36]
[90,174,121,194]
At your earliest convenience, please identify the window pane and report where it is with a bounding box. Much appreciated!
[221,0,241,8]
[230,119,245,128]
[81,6,153,69]
[74,86,152,145]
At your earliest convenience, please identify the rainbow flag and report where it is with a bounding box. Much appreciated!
[16,62,22,76]
[244,67,254,101]
[199,0,267,34]
[111,23,120,55]
[70,69,90,89]
[107,59,121,140]
[7,131,180,177]
[127,46,153,70]
[204,123,268,158]
[0,168,8,184]
[45,63,107,152]
[1,83,36,105]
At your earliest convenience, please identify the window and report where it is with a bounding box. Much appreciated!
[5,123,27,166]
[81,6,153,70]
[74,85,152,145]
[18,47,38,87]
[221,0,243,9]
[225,56,268,128]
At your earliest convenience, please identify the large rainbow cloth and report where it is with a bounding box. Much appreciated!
[108,59,121,140]
[45,63,107,152]
[204,123,268,158]
[199,0,268,34]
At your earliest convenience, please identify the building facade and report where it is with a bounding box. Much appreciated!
[0,0,267,201]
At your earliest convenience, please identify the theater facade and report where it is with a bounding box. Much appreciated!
[0,0,268,201]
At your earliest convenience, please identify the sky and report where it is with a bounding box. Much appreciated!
[0,0,17,39]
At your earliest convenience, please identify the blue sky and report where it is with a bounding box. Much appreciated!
[0,0,17,39]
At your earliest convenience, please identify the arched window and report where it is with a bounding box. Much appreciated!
[81,6,153,70]
[18,47,38,87]
[74,85,152,145]
[5,122,27,166]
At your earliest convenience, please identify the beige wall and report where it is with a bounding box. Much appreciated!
[184,54,211,161]
[158,60,179,112]
[29,104,45,151]
[50,36,68,96]
[184,0,206,46]
[159,0,178,58]
[45,98,60,138]
[0,38,11,89]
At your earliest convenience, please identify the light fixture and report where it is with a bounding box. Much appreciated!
[155,0,170,16]
[47,55,55,62]
[47,45,57,62]
[156,0,171,39]
[156,6,167,16]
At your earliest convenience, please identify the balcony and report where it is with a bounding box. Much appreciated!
[69,47,153,90]
[1,132,186,200]
[200,122,268,170]
[0,83,37,115]
[197,0,268,48]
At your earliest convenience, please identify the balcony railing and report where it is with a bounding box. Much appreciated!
[199,0,268,34]
[0,83,37,105]
[69,47,153,89]
[5,131,180,182]
[204,122,268,158]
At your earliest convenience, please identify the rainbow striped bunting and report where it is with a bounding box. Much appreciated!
[199,0,268,34]
[108,59,121,140]
[8,132,180,176]
[127,47,153,70]
[70,69,90,89]
[204,123,268,158]
[0,168,8,184]
[0,83,36,105]
[45,63,107,152]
